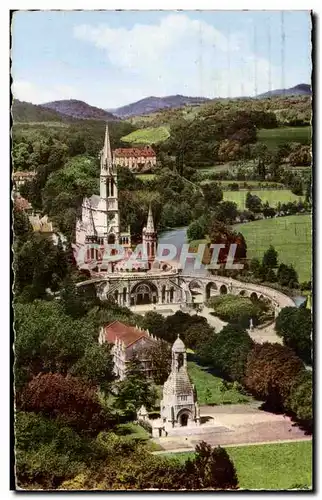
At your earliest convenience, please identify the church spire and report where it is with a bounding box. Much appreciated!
[101,123,113,174]
[146,204,155,233]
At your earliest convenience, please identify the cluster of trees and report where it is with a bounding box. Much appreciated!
[275,307,312,365]
[16,408,238,491]
[13,207,70,302]
[206,294,273,329]
[195,323,312,429]
[162,109,278,171]
[141,310,215,354]
[14,120,136,241]
[249,246,299,289]
[14,294,239,489]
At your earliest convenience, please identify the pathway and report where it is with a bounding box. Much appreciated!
[196,306,282,344]
[150,403,311,453]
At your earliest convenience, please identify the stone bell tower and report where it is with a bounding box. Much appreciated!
[160,335,200,429]
[142,204,157,265]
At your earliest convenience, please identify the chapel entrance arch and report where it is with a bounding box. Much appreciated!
[130,281,158,305]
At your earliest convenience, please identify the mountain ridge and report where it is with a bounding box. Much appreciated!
[41,99,118,121]
[108,94,210,118]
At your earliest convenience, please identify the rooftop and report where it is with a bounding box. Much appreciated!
[113,146,156,158]
[102,320,156,348]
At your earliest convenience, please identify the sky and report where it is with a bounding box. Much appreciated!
[11,10,312,109]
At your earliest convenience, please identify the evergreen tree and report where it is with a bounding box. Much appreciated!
[262,245,278,269]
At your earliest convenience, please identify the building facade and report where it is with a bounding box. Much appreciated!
[113,146,156,172]
[12,171,37,193]
[98,320,158,380]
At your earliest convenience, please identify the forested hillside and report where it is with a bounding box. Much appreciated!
[12,100,69,123]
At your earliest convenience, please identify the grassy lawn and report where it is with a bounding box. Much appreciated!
[136,173,156,181]
[258,126,311,150]
[235,214,312,282]
[187,362,251,405]
[198,163,232,174]
[121,126,170,145]
[223,189,302,209]
[164,441,312,490]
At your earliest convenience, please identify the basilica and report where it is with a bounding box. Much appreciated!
[75,125,184,306]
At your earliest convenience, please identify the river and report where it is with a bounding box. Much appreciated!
[159,226,207,275]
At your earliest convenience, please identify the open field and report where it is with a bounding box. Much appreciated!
[187,362,251,405]
[235,214,312,282]
[198,163,233,174]
[136,173,156,181]
[224,189,302,209]
[258,126,311,150]
[164,440,312,490]
[121,126,170,145]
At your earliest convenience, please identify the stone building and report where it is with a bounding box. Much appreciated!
[160,335,200,428]
[113,146,156,172]
[12,171,36,193]
[76,125,130,251]
[98,320,158,380]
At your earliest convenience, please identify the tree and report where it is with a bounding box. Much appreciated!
[290,177,303,196]
[275,307,312,364]
[141,311,165,338]
[14,233,69,301]
[70,343,115,391]
[201,182,223,210]
[114,359,157,418]
[143,339,171,385]
[249,258,262,279]
[14,300,108,390]
[277,263,299,288]
[13,205,33,248]
[262,245,278,269]
[184,322,215,351]
[20,373,112,435]
[197,323,254,382]
[245,343,305,411]
[245,192,262,213]
[207,295,261,330]
[15,412,92,489]
[187,220,205,242]
[286,370,312,426]
[208,220,247,265]
[214,201,238,224]
[185,441,238,490]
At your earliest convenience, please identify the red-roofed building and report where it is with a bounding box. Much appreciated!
[13,194,33,214]
[113,146,156,172]
[98,320,158,379]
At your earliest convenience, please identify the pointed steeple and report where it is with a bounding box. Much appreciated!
[146,204,155,233]
[101,123,113,174]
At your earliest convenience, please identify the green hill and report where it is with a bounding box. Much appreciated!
[121,126,170,145]
[234,214,312,282]
[12,99,68,123]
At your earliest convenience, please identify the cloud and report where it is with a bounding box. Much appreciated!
[12,80,81,104]
[73,13,279,99]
